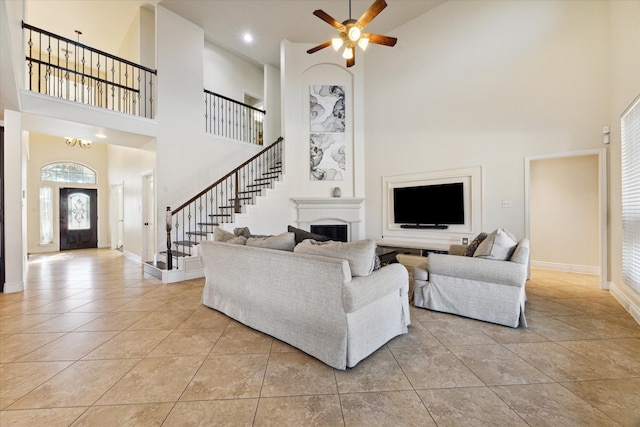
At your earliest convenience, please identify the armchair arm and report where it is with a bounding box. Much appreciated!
[427,253,527,287]
[343,263,408,313]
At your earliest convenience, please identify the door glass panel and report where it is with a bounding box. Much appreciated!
[68,193,90,230]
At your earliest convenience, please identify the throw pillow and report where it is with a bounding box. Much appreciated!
[287,225,331,245]
[294,239,377,277]
[213,226,247,245]
[246,231,296,251]
[233,227,252,238]
[473,228,517,260]
[465,232,488,256]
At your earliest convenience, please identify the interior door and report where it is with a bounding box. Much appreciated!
[60,188,98,250]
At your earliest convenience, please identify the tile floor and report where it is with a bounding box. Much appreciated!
[1,249,639,426]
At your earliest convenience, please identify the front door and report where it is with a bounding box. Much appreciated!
[60,188,98,250]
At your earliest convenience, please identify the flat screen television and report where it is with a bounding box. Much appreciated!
[393,182,464,228]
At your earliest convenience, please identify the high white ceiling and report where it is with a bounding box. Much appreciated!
[25,0,446,68]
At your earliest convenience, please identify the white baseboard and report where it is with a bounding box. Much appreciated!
[530,261,599,276]
[122,250,142,265]
[3,281,25,293]
[609,281,640,326]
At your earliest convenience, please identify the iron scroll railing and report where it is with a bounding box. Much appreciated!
[22,22,157,118]
[165,137,283,267]
[204,89,265,145]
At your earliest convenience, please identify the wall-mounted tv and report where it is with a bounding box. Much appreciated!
[393,182,464,229]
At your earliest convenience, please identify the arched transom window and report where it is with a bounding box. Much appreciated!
[41,162,96,184]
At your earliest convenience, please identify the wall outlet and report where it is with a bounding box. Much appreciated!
[462,237,469,245]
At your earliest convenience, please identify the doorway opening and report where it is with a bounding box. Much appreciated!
[525,148,607,289]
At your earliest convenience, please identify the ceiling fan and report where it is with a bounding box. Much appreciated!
[307,0,398,67]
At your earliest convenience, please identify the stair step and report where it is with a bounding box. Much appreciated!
[238,189,262,195]
[197,222,219,226]
[208,213,232,218]
[173,240,200,247]
[254,177,277,183]
[160,250,190,257]
[145,260,167,269]
[186,231,208,236]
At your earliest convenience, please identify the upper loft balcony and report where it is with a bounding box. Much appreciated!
[22,22,157,120]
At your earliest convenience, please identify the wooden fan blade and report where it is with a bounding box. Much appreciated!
[307,40,332,54]
[357,0,387,28]
[368,33,397,47]
[313,9,345,31]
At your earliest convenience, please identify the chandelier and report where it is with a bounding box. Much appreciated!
[65,137,91,149]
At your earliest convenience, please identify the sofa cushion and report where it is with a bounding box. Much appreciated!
[473,228,517,260]
[214,226,247,245]
[465,232,488,256]
[294,239,377,277]
[287,225,331,245]
[246,231,296,251]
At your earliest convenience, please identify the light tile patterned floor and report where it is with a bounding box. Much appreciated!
[1,249,639,426]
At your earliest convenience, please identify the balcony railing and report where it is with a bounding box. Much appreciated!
[205,89,265,145]
[22,22,157,119]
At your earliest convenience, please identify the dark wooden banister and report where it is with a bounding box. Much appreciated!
[204,89,265,114]
[171,136,283,215]
[22,21,157,74]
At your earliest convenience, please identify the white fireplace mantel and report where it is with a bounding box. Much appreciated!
[292,198,365,241]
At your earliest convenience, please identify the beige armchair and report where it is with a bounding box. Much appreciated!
[414,234,529,328]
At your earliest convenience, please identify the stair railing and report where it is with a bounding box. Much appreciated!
[204,89,265,145]
[165,137,283,267]
[22,22,157,118]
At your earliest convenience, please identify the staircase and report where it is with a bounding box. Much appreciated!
[144,137,284,282]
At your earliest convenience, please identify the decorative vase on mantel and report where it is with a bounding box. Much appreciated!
[332,187,342,198]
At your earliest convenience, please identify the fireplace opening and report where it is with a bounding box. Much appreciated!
[310,224,348,242]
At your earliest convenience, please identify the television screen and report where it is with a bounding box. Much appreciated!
[393,183,464,226]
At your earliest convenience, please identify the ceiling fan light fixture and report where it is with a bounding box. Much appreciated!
[347,25,361,42]
[332,37,344,51]
[307,0,397,67]
[358,35,369,51]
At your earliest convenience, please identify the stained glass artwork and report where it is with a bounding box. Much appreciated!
[68,193,90,230]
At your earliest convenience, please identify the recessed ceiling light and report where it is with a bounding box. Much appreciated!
[96,133,106,138]
[243,33,253,43]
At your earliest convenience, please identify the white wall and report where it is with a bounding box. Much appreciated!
[364,0,611,244]
[107,144,156,259]
[263,63,281,145]
[203,40,263,102]
[2,110,26,293]
[530,154,599,273]
[26,133,111,253]
[155,6,264,247]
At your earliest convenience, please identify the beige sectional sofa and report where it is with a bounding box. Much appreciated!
[200,237,411,370]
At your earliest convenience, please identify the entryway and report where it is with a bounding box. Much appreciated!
[59,188,98,250]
